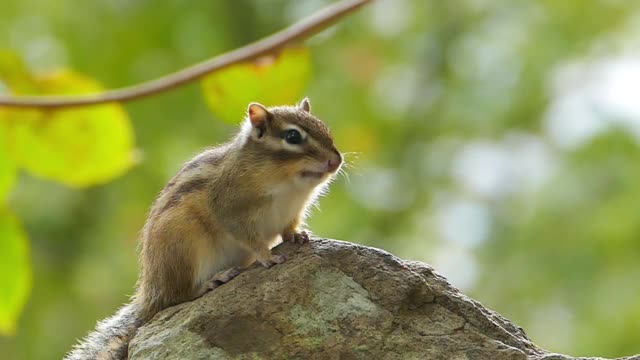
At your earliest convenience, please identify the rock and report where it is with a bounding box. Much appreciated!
[128,239,640,360]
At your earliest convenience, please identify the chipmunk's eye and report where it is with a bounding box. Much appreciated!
[284,129,303,145]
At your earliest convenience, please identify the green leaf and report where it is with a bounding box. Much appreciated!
[0,210,31,336]
[202,46,311,124]
[0,70,136,187]
[0,124,17,202]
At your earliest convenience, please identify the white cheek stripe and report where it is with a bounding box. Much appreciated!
[282,142,305,153]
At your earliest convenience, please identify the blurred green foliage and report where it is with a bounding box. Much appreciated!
[0,211,30,336]
[1,0,640,359]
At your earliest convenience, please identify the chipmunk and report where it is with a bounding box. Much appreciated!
[66,98,342,360]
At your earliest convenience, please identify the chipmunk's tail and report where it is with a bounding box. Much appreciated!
[65,300,150,360]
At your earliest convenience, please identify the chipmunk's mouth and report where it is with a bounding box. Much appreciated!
[300,170,325,178]
[301,157,341,179]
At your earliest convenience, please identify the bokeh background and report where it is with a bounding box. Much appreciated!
[2,0,640,359]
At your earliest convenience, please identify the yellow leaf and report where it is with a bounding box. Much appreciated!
[202,46,311,124]
[0,124,17,201]
[0,210,31,336]
[0,70,135,187]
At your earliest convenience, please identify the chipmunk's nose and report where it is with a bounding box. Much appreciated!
[327,152,342,173]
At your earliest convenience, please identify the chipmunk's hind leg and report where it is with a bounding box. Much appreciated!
[204,267,242,291]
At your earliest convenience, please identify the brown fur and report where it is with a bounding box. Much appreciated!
[65,99,342,359]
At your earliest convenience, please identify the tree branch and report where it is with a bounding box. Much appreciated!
[0,0,371,109]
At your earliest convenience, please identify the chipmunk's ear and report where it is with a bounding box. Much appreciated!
[248,102,269,128]
[299,97,311,113]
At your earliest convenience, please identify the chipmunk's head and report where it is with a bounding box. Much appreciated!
[241,98,342,188]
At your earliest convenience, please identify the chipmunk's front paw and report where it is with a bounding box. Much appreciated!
[258,254,287,268]
[294,230,309,244]
[282,230,309,244]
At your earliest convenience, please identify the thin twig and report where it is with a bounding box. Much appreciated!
[0,0,371,109]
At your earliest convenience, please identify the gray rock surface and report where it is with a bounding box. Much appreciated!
[128,238,640,360]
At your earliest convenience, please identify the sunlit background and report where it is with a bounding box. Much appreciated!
[2,0,640,359]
